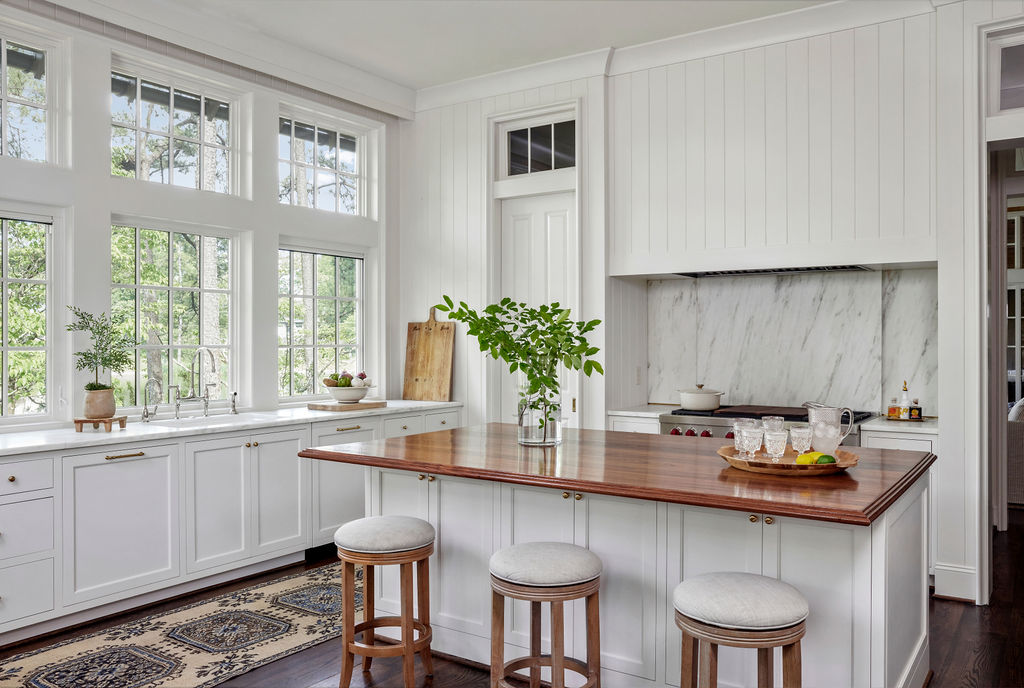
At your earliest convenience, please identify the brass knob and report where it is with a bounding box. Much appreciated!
[574,493,583,501]
[402,425,408,430]
[749,514,758,523]
[253,441,259,447]
[764,516,775,525]
[427,475,436,482]
[418,474,426,481]
[562,491,570,499]
[245,442,251,447]
[441,420,447,425]
[6,476,13,483]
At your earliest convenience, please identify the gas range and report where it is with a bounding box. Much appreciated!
[658,404,875,445]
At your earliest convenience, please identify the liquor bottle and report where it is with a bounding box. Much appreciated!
[887,398,900,420]
[899,381,911,420]
[909,399,923,421]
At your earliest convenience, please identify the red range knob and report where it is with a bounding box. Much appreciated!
[725,431,735,439]
[700,430,712,438]
[684,428,697,437]
[669,427,682,435]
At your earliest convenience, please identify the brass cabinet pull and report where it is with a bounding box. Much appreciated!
[764,516,775,525]
[748,514,759,523]
[440,420,447,425]
[574,493,583,501]
[253,441,259,447]
[427,475,436,482]
[6,476,13,483]
[418,474,426,481]
[245,442,251,447]
[337,425,362,432]
[562,491,570,499]
[402,425,408,430]
[105,451,145,461]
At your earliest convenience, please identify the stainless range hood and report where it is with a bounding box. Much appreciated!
[674,265,872,278]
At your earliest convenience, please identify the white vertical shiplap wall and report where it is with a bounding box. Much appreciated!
[396,78,608,428]
[608,12,937,276]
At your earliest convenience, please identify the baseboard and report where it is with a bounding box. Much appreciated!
[898,637,930,688]
[932,563,977,602]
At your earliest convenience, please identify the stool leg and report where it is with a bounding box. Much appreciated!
[400,562,415,688]
[550,600,565,688]
[757,648,774,688]
[680,631,698,688]
[586,590,601,687]
[491,589,504,688]
[782,640,801,688]
[416,557,433,676]
[529,601,541,688]
[698,641,718,688]
[362,565,374,672]
[339,561,356,688]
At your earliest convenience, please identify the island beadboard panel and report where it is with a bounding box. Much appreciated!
[300,423,936,526]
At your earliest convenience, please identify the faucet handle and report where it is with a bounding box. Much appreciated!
[230,392,238,414]
[204,383,219,398]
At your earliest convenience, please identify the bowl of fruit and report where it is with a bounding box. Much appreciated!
[323,371,373,403]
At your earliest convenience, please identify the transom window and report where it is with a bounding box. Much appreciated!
[110,224,232,407]
[278,117,359,214]
[110,71,231,193]
[1,39,47,162]
[0,216,49,417]
[507,120,575,176]
[277,249,361,397]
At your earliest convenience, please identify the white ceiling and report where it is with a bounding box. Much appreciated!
[158,0,830,90]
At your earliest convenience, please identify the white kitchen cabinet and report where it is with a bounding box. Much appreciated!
[0,559,54,625]
[0,497,53,562]
[310,419,379,545]
[62,444,181,605]
[424,410,459,433]
[607,415,660,434]
[252,427,310,555]
[0,458,53,497]
[184,436,250,573]
[384,415,425,438]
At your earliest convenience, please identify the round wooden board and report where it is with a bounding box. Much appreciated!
[716,445,858,477]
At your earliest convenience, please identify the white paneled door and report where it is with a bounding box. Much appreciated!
[499,192,579,426]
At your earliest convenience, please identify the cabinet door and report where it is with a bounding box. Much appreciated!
[62,445,180,605]
[252,427,310,555]
[310,422,378,545]
[368,468,430,616]
[499,483,576,653]
[574,492,658,680]
[184,435,250,573]
[384,415,424,438]
[608,417,660,434]
[665,505,763,688]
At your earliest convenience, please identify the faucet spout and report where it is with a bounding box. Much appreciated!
[188,347,217,399]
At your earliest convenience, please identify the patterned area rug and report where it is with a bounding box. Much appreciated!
[0,563,360,688]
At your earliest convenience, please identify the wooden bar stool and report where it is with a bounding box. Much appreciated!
[334,515,435,688]
[489,542,602,688]
[673,572,808,688]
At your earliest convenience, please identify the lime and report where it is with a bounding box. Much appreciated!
[815,455,837,464]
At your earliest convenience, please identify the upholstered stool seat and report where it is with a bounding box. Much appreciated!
[334,514,436,553]
[673,572,808,688]
[489,542,602,688]
[335,516,435,688]
[489,541,602,587]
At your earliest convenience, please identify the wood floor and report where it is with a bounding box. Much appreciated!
[6,515,1024,688]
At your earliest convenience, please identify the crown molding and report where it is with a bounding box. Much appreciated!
[415,48,612,113]
[49,0,416,119]
[610,0,936,75]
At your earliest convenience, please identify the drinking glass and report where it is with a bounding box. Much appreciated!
[739,427,763,460]
[732,419,757,452]
[762,415,785,432]
[789,424,812,454]
[763,429,788,463]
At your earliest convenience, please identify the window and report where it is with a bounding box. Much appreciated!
[507,120,574,176]
[0,216,49,417]
[111,71,231,193]
[110,224,232,407]
[278,117,359,214]
[1,38,47,162]
[277,249,361,397]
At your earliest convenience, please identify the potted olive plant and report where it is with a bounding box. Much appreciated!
[67,306,135,419]
[436,296,603,446]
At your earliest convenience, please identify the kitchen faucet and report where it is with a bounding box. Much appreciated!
[166,348,220,418]
[141,379,162,422]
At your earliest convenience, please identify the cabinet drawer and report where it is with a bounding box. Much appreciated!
[312,419,380,443]
[424,411,458,433]
[384,416,424,438]
[862,435,933,452]
[0,459,52,496]
[0,497,53,560]
[0,559,53,624]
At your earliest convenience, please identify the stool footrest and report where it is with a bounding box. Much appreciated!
[349,617,432,657]
[497,655,597,688]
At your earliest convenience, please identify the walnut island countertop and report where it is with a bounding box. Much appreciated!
[298,422,935,526]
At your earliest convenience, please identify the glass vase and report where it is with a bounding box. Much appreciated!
[517,398,562,446]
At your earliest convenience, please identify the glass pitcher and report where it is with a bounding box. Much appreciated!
[803,403,853,454]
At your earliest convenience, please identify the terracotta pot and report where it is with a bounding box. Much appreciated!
[83,388,115,419]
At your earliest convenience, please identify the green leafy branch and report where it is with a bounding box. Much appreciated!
[66,306,137,390]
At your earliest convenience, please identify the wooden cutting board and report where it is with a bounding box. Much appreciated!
[403,307,455,401]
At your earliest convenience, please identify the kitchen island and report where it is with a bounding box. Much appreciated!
[301,423,935,688]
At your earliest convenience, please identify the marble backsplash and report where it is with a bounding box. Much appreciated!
[647,269,938,413]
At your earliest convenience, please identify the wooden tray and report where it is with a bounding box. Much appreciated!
[306,401,387,412]
[716,445,858,476]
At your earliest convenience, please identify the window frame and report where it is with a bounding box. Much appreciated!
[109,55,241,195]
[276,245,364,402]
[496,107,577,182]
[109,217,240,413]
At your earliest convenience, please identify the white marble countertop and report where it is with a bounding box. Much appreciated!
[0,400,462,459]
[607,404,675,418]
[859,417,939,435]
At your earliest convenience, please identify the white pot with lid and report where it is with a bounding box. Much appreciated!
[677,384,725,411]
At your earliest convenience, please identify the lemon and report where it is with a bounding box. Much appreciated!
[815,455,837,464]
[796,451,822,465]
